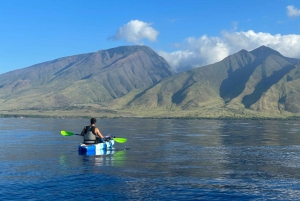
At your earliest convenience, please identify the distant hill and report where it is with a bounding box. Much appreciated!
[2,45,300,119]
[0,46,174,109]
[112,46,300,118]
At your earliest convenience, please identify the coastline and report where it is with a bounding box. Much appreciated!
[1,108,300,120]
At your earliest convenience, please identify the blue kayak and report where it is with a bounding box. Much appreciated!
[79,148,115,156]
[78,140,115,154]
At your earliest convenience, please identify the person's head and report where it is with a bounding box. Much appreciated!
[90,118,97,125]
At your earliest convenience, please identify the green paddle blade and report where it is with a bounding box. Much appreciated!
[114,138,127,143]
[61,130,75,136]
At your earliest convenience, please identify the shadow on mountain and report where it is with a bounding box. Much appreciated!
[220,60,260,103]
[171,76,195,104]
[242,65,295,108]
[126,88,150,107]
[54,61,78,76]
[81,74,93,80]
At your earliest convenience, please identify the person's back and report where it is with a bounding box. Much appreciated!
[83,126,97,144]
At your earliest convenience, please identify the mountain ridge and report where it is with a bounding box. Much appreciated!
[0,45,174,109]
[110,46,300,118]
[1,45,300,119]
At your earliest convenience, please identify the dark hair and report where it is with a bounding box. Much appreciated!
[91,118,97,124]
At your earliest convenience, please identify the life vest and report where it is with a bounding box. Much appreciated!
[83,126,96,144]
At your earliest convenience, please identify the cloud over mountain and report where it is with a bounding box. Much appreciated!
[287,5,300,18]
[159,30,300,72]
[109,20,159,44]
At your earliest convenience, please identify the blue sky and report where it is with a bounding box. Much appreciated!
[1,0,300,74]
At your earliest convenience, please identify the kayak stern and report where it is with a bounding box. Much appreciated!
[78,140,115,154]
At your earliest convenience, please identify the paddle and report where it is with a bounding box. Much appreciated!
[60,130,127,143]
[113,138,127,143]
[61,130,81,136]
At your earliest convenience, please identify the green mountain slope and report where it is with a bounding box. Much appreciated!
[1,45,300,119]
[0,46,174,109]
[247,62,300,113]
[112,46,300,118]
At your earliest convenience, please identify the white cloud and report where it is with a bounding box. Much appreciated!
[158,50,196,72]
[110,20,159,44]
[159,30,300,72]
[287,5,300,18]
[158,35,229,72]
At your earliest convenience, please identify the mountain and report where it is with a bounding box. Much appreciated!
[112,46,300,118]
[0,46,174,109]
[2,45,300,119]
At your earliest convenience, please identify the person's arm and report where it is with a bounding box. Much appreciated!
[80,127,86,136]
[95,128,104,138]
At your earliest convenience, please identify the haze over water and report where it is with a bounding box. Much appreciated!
[1,118,300,200]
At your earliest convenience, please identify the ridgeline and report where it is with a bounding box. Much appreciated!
[1,45,300,119]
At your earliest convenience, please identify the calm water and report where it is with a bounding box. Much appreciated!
[1,118,300,200]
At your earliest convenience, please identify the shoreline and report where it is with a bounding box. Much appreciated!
[1,112,300,121]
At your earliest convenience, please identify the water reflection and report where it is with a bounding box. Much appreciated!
[59,149,127,171]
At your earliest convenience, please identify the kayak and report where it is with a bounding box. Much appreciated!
[79,148,115,156]
[78,140,115,154]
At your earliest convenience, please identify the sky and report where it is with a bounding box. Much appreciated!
[1,0,300,74]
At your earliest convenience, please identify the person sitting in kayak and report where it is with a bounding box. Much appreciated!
[80,118,105,144]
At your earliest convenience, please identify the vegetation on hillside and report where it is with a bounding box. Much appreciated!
[1,45,300,119]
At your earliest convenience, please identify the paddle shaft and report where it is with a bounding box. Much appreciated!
[61,130,126,143]
[73,132,119,140]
